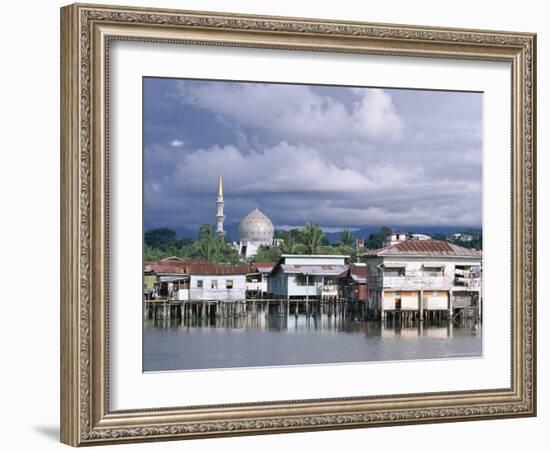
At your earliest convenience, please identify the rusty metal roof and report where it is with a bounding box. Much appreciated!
[362,240,482,258]
[144,258,249,275]
[349,264,368,280]
[338,264,367,282]
[251,262,275,273]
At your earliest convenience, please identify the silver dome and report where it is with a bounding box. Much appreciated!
[239,208,274,243]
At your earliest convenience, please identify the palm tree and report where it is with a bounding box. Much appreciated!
[193,224,216,260]
[339,228,354,246]
[280,230,305,254]
[299,222,325,254]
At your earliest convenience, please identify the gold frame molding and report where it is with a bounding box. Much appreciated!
[60,3,537,446]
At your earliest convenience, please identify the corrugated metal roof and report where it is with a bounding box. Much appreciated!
[362,240,481,258]
[280,264,348,275]
[144,259,249,275]
[251,262,275,274]
[144,262,188,274]
[349,264,367,283]
[185,262,249,275]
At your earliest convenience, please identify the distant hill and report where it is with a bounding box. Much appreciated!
[148,223,481,244]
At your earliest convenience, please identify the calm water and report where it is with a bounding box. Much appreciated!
[143,307,482,371]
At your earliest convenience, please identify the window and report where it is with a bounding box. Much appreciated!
[423,267,444,276]
[384,268,406,277]
[226,279,233,289]
[296,275,315,286]
[197,280,203,288]
[211,280,218,289]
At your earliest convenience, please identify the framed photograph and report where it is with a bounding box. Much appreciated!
[60,3,536,446]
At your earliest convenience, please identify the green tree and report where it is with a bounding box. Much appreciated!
[279,230,306,254]
[143,228,195,260]
[144,228,177,250]
[212,233,241,264]
[299,222,325,254]
[190,224,217,260]
[319,245,335,255]
[144,244,165,261]
[188,224,239,263]
[339,229,354,246]
[252,245,282,263]
[333,244,354,256]
[365,226,392,249]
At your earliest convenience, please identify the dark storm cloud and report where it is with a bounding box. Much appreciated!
[143,78,482,235]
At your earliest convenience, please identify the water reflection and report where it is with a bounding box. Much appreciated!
[144,303,480,335]
[144,303,482,371]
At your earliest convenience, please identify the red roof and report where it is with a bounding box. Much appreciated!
[338,264,367,282]
[251,262,275,272]
[349,264,368,279]
[144,258,249,275]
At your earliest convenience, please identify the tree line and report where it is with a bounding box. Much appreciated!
[144,222,361,264]
[144,225,239,264]
[144,224,482,264]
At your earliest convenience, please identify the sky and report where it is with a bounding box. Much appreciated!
[143,77,482,237]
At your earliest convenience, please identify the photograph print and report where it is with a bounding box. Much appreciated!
[142,77,483,372]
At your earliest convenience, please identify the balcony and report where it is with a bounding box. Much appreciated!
[452,277,481,290]
[320,285,339,297]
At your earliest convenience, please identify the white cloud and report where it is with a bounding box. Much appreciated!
[146,138,481,228]
[176,82,403,142]
[170,139,184,147]
[351,89,404,140]
[168,141,374,195]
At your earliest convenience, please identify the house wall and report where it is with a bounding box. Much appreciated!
[267,267,288,297]
[144,274,156,291]
[383,291,419,310]
[176,289,189,301]
[287,274,324,297]
[423,291,449,310]
[189,274,246,301]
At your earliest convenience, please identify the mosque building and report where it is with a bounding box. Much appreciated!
[214,174,275,259]
[238,208,275,259]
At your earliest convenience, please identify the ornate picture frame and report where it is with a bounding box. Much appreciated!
[60,3,536,446]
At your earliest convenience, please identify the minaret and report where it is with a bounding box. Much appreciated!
[215,174,225,235]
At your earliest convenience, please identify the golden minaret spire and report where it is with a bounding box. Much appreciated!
[217,173,223,197]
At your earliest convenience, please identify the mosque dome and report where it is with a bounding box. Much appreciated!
[239,208,274,243]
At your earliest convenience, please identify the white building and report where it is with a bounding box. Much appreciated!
[384,231,410,246]
[450,232,474,242]
[267,254,349,299]
[410,233,432,241]
[238,208,275,259]
[384,231,432,245]
[144,259,249,302]
[361,240,482,319]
